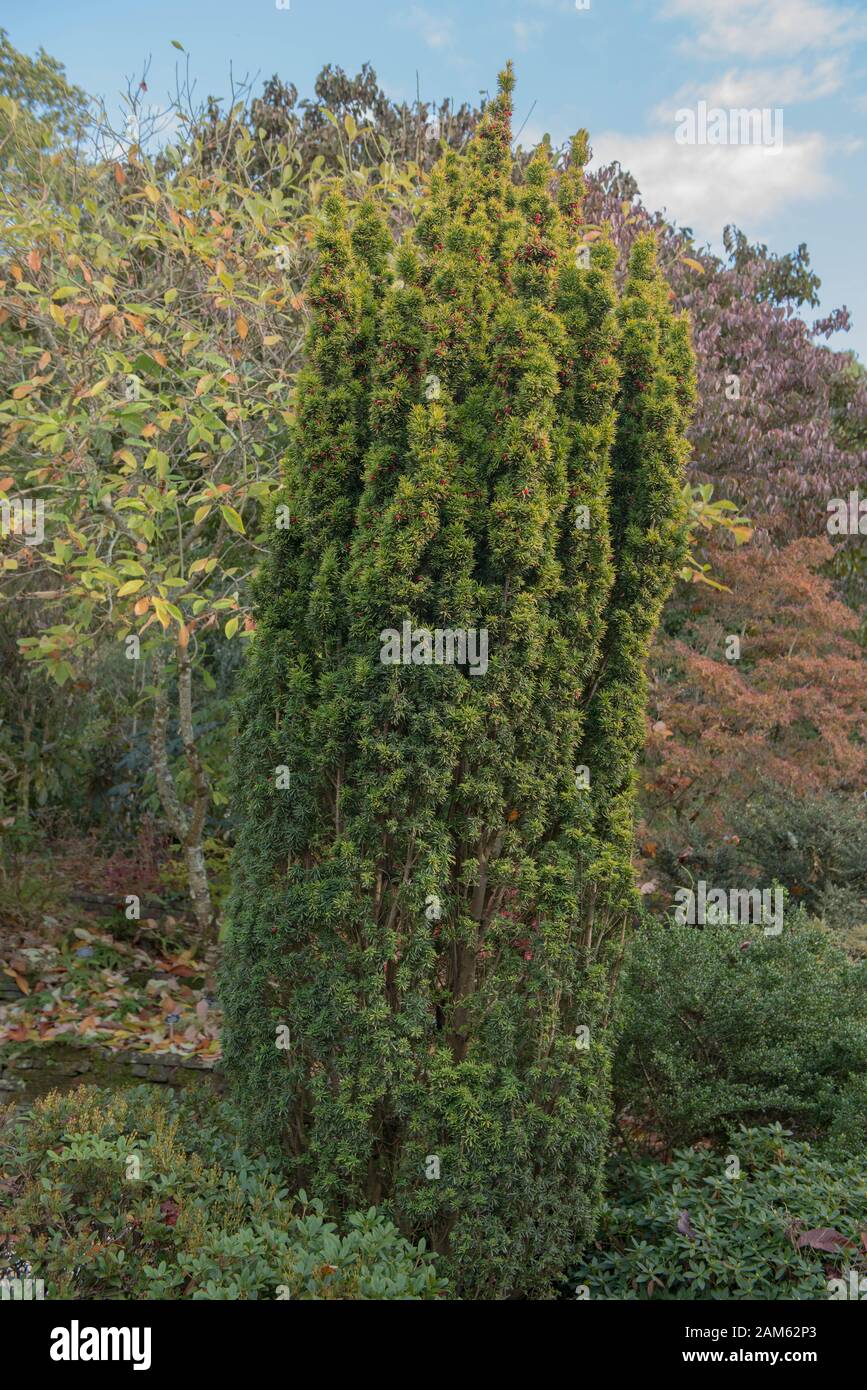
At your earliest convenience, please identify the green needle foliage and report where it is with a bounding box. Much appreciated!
[221,64,695,1298]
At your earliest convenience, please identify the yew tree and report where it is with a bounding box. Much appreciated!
[221,66,695,1297]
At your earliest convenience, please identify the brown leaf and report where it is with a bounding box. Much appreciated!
[677,1208,698,1242]
[2,966,30,996]
[796,1228,853,1252]
[159,1198,180,1227]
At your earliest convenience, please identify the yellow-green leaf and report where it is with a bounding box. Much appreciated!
[219,504,245,534]
[151,596,171,629]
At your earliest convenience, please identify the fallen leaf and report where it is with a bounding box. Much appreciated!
[796,1228,853,1252]
[2,966,30,995]
[677,1209,698,1242]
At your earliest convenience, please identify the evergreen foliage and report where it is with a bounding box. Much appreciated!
[574,1124,867,1301]
[614,916,867,1149]
[0,1087,446,1300]
[221,65,695,1297]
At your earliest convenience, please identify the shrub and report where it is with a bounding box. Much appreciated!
[736,790,867,926]
[613,915,867,1149]
[220,64,695,1298]
[828,1073,867,1156]
[0,1086,446,1299]
[574,1125,867,1300]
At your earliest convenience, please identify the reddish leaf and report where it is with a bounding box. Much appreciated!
[796,1228,853,1252]
[159,1198,180,1227]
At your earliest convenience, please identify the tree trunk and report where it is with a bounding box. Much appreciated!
[148,645,214,935]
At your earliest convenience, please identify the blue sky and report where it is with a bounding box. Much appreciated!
[5,0,866,358]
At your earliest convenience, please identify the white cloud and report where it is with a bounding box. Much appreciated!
[589,130,835,232]
[653,57,845,121]
[661,0,867,59]
[397,5,456,51]
[525,0,578,12]
[512,19,548,51]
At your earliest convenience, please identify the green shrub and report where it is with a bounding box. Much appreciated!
[643,790,867,957]
[613,914,867,1148]
[736,790,867,925]
[828,1073,867,1156]
[815,882,867,957]
[221,63,694,1299]
[0,1086,446,1299]
[574,1125,867,1300]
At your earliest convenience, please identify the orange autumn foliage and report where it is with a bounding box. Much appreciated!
[641,538,866,848]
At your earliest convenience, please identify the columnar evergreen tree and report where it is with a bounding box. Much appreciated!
[221,65,695,1298]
